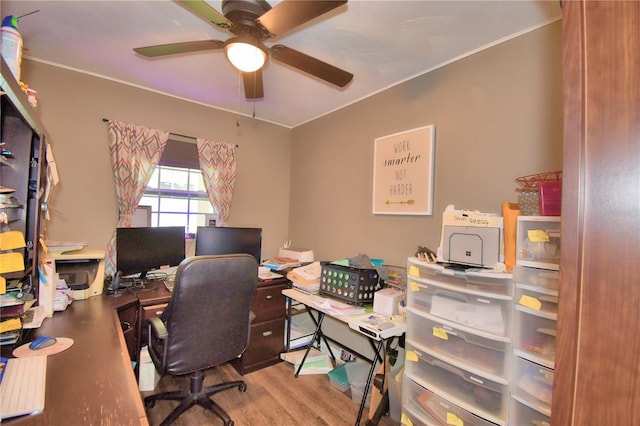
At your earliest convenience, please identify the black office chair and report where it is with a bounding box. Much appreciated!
[143,254,258,426]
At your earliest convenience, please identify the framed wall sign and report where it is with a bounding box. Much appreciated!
[372,125,435,215]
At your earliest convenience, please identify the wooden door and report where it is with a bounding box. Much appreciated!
[554,1,640,424]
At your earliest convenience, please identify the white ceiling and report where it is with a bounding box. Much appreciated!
[2,0,561,128]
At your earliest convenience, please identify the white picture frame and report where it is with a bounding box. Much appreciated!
[372,125,436,215]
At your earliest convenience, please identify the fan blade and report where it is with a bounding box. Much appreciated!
[257,0,347,37]
[270,45,352,88]
[134,40,224,57]
[177,0,232,30]
[243,69,264,99]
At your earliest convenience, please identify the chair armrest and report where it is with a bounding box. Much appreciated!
[147,316,168,340]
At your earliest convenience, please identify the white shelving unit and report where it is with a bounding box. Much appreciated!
[509,216,560,425]
[401,257,514,425]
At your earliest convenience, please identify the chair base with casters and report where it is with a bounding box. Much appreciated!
[144,370,247,426]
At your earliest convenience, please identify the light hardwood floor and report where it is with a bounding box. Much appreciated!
[141,361,400,426]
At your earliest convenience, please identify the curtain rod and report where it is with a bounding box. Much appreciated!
[101,118,238,147]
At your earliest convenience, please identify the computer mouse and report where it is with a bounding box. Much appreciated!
[29,336,57,350]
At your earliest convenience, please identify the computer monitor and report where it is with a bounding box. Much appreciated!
[116,226,186,279]
[195,226,262,262]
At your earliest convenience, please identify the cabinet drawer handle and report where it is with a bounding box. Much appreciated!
[266,295,273,300]
[262,331,273,337]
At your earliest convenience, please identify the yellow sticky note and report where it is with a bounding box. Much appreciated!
[528,229,550,242]
[0,318,22,333]
[0,252,24,273]
[409,281,420,292]
[401,413,413,426]
[406,350,418,362]
[446,412,463,426]
[0,276,5,294]
[0,231,26,250]
[409,265,420,277]
[433,327,449,340]
[519,294,542,310]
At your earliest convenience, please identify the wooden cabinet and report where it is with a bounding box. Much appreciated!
[0,57,49,284]
[231,276,288,375]
[554,2,640,424]
[116,297,139,361]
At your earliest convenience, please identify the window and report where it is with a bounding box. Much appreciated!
[138,139,217,233]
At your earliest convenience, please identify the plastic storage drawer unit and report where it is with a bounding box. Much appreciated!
[405,344,509,424]
[402,379,498,426]
[406,309,510,379]
[407,279,511,337]
[407,257,513,297]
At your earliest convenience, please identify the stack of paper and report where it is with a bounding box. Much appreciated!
[262,257,299,271]
[287,262,321,294]
[280,348,333,375]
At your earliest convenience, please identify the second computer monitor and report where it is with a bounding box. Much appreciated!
[195,226,262,263]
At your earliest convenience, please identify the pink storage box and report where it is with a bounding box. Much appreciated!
[539,181,562,216]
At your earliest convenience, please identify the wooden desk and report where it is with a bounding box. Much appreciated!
[9,293,148,425]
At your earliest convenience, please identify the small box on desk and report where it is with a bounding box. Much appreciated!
[373,288,402,316]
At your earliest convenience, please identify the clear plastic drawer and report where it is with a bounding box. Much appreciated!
[405,343,509,424]
[516,216,561,269]
[406,309,510,380]
[513,307,556,369]
[513,265,559,291]
[407,279,511,338]
[515,284,558,320]
[402,378,498,426]
[510,396,551,426]
[511,356,553,416]
[407,257,513,297]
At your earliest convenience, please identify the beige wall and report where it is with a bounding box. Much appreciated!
[21,21,562,269]
[289,22,563,267]
[21,60,292,260]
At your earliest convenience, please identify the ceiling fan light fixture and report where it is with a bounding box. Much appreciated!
[224,37,267,72]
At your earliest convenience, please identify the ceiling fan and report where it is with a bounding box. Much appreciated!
[133,0,353,99]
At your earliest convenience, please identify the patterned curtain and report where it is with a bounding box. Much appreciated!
[196,138,237,226]
[104,120,169,275]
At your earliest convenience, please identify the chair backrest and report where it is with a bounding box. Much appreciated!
[159,254,258,375]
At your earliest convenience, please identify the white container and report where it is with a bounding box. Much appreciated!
[1,17,23,82]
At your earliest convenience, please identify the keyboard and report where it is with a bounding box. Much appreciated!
[0,355,47,420]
